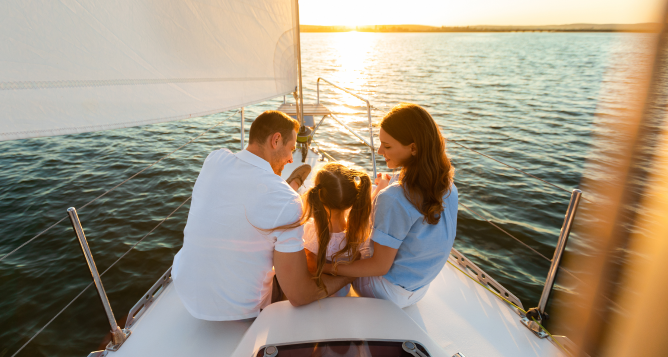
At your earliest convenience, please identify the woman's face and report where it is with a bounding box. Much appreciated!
[378,128,416,169]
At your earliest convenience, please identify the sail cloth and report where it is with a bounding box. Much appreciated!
[0,0,299,141]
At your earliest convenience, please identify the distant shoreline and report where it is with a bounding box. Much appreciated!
[301,23,660,33]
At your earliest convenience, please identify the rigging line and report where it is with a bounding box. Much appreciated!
[10,281,95,357]
[458,201,552,263]
[0,110,238,264]
[449,139,592,203]
[99,196,191,277]
[554,265,628,315]
[460,202,628,315]
[10,195,191,357]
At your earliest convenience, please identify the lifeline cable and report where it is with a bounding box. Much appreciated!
[459,201,552,262]
[449,139,592,203]
[0,110,239,263]
[9,195,192,357]
[459,199,627,314]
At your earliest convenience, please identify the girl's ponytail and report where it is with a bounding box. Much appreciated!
[332,172,372,268]
[309,185,331,296]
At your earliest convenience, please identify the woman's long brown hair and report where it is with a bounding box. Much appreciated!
[271,163,372,294]
[380,103,454,225]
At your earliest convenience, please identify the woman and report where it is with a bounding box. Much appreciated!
[324,103,457,308]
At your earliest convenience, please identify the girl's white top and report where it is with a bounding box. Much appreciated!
[302,220,350,261]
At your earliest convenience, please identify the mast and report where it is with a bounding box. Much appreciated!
[294,0,305,126]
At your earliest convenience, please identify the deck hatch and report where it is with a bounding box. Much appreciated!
[255,340,430,357]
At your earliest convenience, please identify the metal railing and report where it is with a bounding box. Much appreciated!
[316,78,377,177]
[538,189,582,315]
[67,207,130,351]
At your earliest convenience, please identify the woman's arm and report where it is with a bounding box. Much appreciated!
[324,241,398,277]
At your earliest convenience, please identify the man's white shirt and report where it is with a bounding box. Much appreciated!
[172,149,304,321]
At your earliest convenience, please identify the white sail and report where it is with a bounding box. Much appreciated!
[0,0,299,141]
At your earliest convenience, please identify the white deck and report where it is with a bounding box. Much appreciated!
[106,149,565,357]
[108,258,562,357]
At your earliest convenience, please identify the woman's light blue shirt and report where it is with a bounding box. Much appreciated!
[371,182,458,292]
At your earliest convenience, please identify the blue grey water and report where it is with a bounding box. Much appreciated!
[0,32,655,356]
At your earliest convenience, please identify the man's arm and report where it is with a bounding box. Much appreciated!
[305,249,318,275]
[274,250,354,306]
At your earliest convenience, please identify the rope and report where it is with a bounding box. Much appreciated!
[531,317,573,357]
[449,139,591,203]
[459,201,552,263]
[448,260,526,313]
[9,195,191,357]
[447,260,573,356]
[0,110,238,264]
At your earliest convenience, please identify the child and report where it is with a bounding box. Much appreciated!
[300,163,372,296]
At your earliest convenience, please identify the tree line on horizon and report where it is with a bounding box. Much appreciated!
[301,23,661,33]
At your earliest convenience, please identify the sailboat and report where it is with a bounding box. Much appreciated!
[3,1,666,357]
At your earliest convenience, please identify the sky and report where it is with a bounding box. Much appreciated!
[299,0,664,27]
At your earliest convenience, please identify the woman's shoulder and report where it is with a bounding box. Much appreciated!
[375,183,420,218]
[445,183,458,201]
[378,182,405,200]
[376,184,411,208]
[443,183,458,214]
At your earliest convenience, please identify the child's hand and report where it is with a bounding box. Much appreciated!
[322,262,333,275]
[374,173,391,191]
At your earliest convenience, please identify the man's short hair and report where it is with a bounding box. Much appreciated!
[248,110,300,145]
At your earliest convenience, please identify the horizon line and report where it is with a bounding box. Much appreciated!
[302,22,659,27]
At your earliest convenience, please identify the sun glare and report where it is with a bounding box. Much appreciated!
[328,32,375,111]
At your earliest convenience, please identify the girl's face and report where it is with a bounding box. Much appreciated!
[378,128,416,169]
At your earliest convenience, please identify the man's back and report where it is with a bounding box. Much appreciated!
[172,149,303,321]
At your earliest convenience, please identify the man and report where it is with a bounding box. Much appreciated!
[172,110,352,321]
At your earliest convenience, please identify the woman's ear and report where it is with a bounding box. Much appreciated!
[410,143,417,156]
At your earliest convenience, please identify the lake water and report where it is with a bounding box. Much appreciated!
[0,32,656,356]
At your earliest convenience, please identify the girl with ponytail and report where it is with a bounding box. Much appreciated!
[275,163,373,297]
